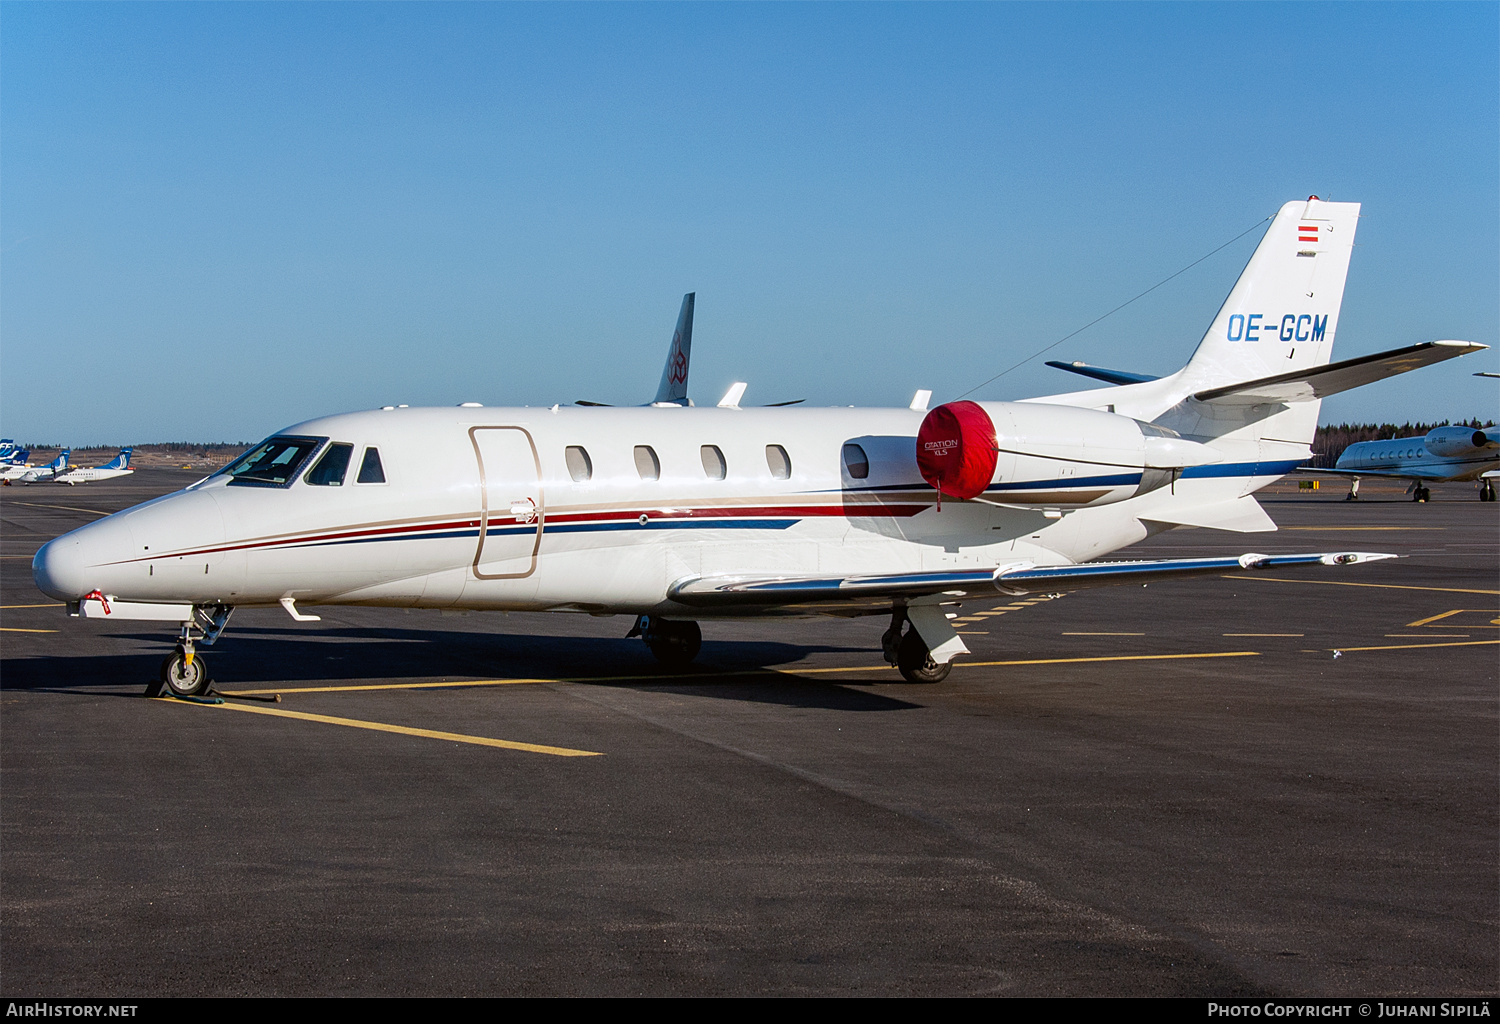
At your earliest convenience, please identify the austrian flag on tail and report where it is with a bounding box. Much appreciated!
[1298,224,1319,243]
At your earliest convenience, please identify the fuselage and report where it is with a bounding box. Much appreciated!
[31,402,1291,617]
[1334,426,1499,482]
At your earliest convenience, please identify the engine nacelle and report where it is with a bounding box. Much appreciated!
[916,401,998,499]
[1424,426,1500,459]
[916,400,1223,506]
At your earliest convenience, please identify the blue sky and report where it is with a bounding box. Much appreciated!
[3,2,1496,444]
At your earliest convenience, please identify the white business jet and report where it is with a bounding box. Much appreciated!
[54,448,135,485]
[16,449,69,484]
[1314,427,1499,502]
[32,198,1488,696]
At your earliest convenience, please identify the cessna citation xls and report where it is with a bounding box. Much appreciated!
[32,198,1487,695]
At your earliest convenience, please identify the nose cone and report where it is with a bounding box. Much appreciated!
[31,513,140,601]
[33,535,88,600]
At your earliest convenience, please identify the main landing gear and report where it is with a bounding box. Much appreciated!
[1411,483,1431,503]
[629,615,702,668]
[881,608,951,684]
[143,604,234,698]
[1481,480,1496,502]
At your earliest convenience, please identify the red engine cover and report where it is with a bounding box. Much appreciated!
[917,401,998,500]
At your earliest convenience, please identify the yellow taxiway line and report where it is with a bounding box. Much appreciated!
[1328,639,1499,653]
[0,603,63,609]
[157,698,602,757]
[1225,575,1499,596]
[8,501,111,516]
[0,627,59,633]
[1405,609,1498,628]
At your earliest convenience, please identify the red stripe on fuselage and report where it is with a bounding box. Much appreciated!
[110,501,932,564]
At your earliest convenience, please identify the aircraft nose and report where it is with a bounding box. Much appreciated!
[31,514,138,601]
[32,535,88,600]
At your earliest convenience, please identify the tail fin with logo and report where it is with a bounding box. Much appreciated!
[103,448,132,471]
[652,293,694,406]
[1030,198,1484,443]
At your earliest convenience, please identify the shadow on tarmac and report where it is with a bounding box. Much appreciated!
[1,625,923,712]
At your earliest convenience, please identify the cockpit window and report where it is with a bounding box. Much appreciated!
[218,436,326,488]
[305,443,354,486]
[356,447,386,484]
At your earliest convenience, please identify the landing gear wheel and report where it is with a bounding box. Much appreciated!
[1413,485,1431,503]
[896,628,951,684]
[1481,481,1496,502]
[645,619,702,669]
[160,649,210,697]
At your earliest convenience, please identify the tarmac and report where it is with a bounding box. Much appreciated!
[2,469,1495,996]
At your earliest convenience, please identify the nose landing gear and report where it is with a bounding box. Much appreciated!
[143,604,234,698]
[157,646,210,697]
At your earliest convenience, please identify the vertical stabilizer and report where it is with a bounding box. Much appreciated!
[653,293,695,406]
[1180,197,1360,390]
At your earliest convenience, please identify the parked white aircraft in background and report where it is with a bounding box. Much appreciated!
[1311,427,1499,502]
[0,448,33,481]
[32,198,1488,696]
[55,448,134,485]
[15,450,69,484]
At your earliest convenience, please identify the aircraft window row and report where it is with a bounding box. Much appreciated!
[564,443,796,481]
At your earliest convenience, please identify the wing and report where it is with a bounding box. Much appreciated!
[668,551,1396,615]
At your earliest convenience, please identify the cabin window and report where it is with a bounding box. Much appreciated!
[565,445,593,482]
[765,444,791,480]
[305,443,354,486]
[842,443,870,480]
[634,445,660,480]
[700,445,726,481]
[219,435,325,488]
[356,447,386,484]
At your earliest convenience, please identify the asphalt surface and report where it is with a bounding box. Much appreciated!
[2,470,1495,996]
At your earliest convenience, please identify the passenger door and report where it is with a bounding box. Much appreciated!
[469,426,544,580]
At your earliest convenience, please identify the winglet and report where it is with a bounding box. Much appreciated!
[654,293,695,406]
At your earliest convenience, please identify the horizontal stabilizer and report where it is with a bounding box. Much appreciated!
[1139,495,1277,533]
[1044,360,1161,386]
[1194,341,1486,406]
[668,551,1394,610]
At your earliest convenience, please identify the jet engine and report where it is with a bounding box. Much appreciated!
[1424,426,1500,459]
[916,400,1224,507]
